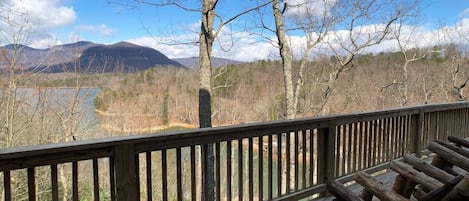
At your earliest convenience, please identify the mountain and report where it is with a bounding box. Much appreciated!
[43,42,184,73]
[1,41,184,73]
[0,41,100,69]
[172,57,243,68]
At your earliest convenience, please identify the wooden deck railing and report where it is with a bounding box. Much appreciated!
[1,102,469,201]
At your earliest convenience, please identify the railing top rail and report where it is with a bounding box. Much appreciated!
[1,101,468,161]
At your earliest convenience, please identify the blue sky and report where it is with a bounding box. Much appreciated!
[1,0,468,61]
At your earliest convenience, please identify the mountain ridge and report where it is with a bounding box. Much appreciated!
[172,57,242,68]
[1,41,243,73]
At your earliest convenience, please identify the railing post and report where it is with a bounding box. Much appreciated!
[413,108,424,157]
[326,120,337,180]
[114,144,139,201]
[317,120,337,196]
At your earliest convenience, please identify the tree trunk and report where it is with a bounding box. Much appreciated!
[199,1,215,200]
[272,0,295,119]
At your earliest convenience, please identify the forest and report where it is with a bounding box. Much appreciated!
[90,46,468,134]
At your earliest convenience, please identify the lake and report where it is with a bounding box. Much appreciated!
[9,87,103,139]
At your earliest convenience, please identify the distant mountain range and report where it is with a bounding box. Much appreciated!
[172,57,242,69]
[0,41,243,73]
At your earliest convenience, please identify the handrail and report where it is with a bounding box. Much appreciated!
[1,101,469,201]
[2,101,468,157]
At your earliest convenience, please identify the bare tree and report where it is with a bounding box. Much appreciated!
[271,0,417,117]
[0,6,99,199]
[120,1,271,199]
[381,22,428,106]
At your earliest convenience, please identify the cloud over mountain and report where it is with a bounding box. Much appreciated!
[1,0,75,31]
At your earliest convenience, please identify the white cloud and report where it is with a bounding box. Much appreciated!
[29,36,63,49]
[124,17,468,62]
[0,0,76,47]
[75,24,115,37]
[125,27,278,62]
[284,0,337,18]
[118,16,469,62]
[126,33,200,59]
[285,18,469,58]
[6,0,76,30]
[460,8,469,19]
[214,34,277,61]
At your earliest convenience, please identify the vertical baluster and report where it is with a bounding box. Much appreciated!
[286,132,291,194]
[400,115,406,156]
[375,119,382,164]
[146,152,153,201]
[191,146,196,201]
[109,157,116,201]
[392,117,397,159]
[424,113,429,147]
[341,125,346,176]
[347,124,352,174]
[399,115,409,156]
[238,139,243,201]
[384,118,389,162]
[249,138,254,201]
[355,122,361,171]
[459,109,469,137]
[93,159,100,201]
[309,129,314,186]
[375,120,380,164]
[395,116,402,158]
[382,119,387,162]
[268,135,272,199]
[465,109,468,137]
[367,122,372,167]
[431,113,437,148]
[51,165,59,201]
[162,150,168,201]
[4,171,11,201]
[465,108,468,136]
[277,133,282,197]
[294,131,299,191]
[335,125,341,177]
[28,168,36,201]
[396,116,404,157]
[227,141,232,201]
[399,116,404,157]
[380,119,384,163]
[258,136,263,201]
[372,120,378,166]
[353,122,361,172]
[302,130,307,190]
[366,121,372,168]
[135,155,140,201]
[177,148,183,201]
[72,162,78,201]
[216,143,221,201]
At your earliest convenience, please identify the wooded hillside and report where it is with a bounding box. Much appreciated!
[94,46,468,133]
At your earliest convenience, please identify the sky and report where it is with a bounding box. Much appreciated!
[0,0,468,61]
